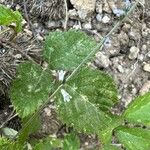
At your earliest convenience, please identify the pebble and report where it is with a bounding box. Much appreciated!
[95,52,110,68]
[143,63,150,72]
[141,44,147,51]
[129,28,141,41]
[118,31,129,45]
[102,15,111,24]
[96,1,103,14]
[82,22,92,29]
[117,65,124,73]
[47,21,61,29]
[139,81,150,95]
[103,0,111,13]
[122,23,131,32]
[68,9,78,19]
[70,0,96,15]
[96,14,102,22]
[128,46,140,60]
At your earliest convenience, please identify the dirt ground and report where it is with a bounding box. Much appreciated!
[0,0,150,149]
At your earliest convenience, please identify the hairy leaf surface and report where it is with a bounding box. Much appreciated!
[0,4,23,32]
[18,114,41,144]
[115,126,150,150]
[33,137,62,150]
[67,66,119,111]
[0,137,24,150]
[56,84,114,136]
[43,30,97,70]
[63,133,80,150]
[123,92,150,125]
[10,62,53,118]
[102,144,121,150]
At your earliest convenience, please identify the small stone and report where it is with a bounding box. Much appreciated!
[118,31,129,45]
[96,14,102,22]
[14,54,22,59]
[129,28,141,41]
[102,15,111,24]
[44,107,51,117]
[82,22,92,29]
[122,23,131,32]
[96,1,103,14]
[142,23,150,37]
[103,0,111,13]
[128,46,140,60]
[47,21,61,29]
[105,36,120,56]
[141,44,147,51]
[77,10,89,20]
[117,65,124,73]
[137,54,144,61]
[68,9,78,19]
[70,0,96,15]
[139,81,150,95]
[143,63,150,72]
[95,52,110,68]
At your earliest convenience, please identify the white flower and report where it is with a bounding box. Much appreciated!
[58,70,66,81]
[61,89,72,102]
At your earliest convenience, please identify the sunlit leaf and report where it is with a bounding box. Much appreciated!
[67,66,119,111]
[115,126,150,150]
[102,144,121,150]
[63,133,80,150]
[56,84,116,136]
[43,30,97,70]
[18,114,41,144]
[0,4,23,32]
[123,92,150,126]
[33,137,63,150]
[0,137,24,150]
[10,62,53,118]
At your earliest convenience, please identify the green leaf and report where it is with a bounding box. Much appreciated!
[123,92,150,126]
[0,137,24,150]
[115,126,150,150]
[10,62,53,118]
[33,137,63,150]
[56,84,115,137]
[0,4,23,32]
[99,114,123,144]
[67,66,119,111]
[18,114,41,144]
[43,30,97,70]
[102,144,121,150]
[63,133,80,150]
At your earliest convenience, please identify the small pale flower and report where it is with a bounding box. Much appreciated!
[112,8,125,17]
[104,37,111,48]
[58,70,66,81]
[61,89,72,102]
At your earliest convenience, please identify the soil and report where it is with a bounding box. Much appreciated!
[0,0,150,149]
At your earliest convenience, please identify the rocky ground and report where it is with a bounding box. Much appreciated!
[0,0,150,149]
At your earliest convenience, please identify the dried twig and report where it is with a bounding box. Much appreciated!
[0,38,37,64]
[23,0,40,43]
[64,0,68,30]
